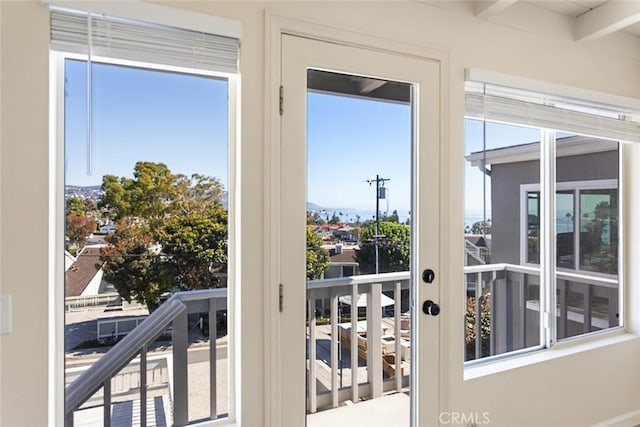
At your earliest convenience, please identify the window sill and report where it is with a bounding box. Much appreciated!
[464,330,638,381]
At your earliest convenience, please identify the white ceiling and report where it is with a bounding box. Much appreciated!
[430,0,640,41]
[528,0,640,38]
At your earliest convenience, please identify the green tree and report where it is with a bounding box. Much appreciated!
[470,220,492,235]
[306,211,326,225]
[306,226,329,280]
[101,219,169,311]
[356,221,410,274]
[66,196,86,216]
[66,214,96,253]
[99,162,228,310]
[328,211,340,225]
[155,205,228,290]
[99,174,132,220]
[383,209,399,223]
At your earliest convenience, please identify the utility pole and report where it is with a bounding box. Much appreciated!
[365,175,390,274]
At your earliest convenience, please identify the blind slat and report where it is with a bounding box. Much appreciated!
[466,84,640,143]
[51,9,238,74]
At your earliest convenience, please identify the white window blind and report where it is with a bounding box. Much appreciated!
[50,8,239,74]
[466,80,640,143]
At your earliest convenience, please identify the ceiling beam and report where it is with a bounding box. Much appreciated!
[576,0,640,42]
[474,0,520,18]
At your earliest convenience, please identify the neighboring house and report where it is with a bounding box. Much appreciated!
[64,245,110,297]
[465,135,618,271]
[334,226,357,242]
[465,135,619,343]
[64,250,76,271]
[323,244,359,279]
[464,235,490,266]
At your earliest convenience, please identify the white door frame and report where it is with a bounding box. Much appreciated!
[264,13,451,427]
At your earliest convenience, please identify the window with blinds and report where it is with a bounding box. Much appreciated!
[53,6,238,425]
[465,80,640,143]
[463,72,627,364]
[50,8,239,74]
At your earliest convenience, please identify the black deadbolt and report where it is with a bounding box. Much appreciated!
[422,269,435,283]
[422,300,440,316]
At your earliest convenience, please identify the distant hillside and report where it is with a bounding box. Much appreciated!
[307,202,325,212]
[65,185,229,208]
[65,185,104,200]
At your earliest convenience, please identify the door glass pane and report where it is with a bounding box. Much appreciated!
[555,134,620,340]
[464,119,543,361]
[64,59,231,424]
[306,69,411,419]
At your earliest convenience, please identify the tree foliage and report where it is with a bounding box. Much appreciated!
[306,211,326,225]
[66,214,96,253]
[469,220,491,235]
[101,219,168,311]
[356,221,410,274]
[328,211,340,225]
[306,226,329,280]
[66,196,86,216]
[155,206,228,290]
[382,209,400,223]
[99,162,227,310]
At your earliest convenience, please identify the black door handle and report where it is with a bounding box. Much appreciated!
[422,300,440,316]
[422,269,435,283]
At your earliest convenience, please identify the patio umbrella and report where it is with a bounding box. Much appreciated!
[339,293,395,307]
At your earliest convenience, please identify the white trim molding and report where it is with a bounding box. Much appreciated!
[590,408,640,427]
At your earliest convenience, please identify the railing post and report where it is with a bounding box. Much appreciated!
[103,379,111,427]
[367,282,383,399]
[209,299,218,419]
[558,280,567,339]
[609,287,618,328]
[583,283,592,334]
[308,298,317,413]
[350,284,359,403]
[173,309,189,425]
[494,271,508,355]
[330,291,339,408]
[489,271,497,356]
[394,281,402,392]
[475,272,482,359]
[520,273,527,349]
[140,346,147,427]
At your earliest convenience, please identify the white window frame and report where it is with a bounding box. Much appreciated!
[50,50,240,426]
[520,178,619,276]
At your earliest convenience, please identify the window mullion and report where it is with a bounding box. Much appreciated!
[540,129,556,347]
[574,190,580,271]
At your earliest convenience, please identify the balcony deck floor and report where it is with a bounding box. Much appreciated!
[306,391,409,427]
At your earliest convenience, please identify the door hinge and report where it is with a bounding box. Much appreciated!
[279,283,284,312]
[279,85,284,115]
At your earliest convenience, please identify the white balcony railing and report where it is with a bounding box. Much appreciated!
[306,272,410,413]
[65,265,618,425]
[65,288,227,427]
[464,263,619,361]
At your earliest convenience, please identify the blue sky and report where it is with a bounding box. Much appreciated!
[65,59,229,188]
[66,60,413,216]
[307,92,411,214]
[66,59,553,223]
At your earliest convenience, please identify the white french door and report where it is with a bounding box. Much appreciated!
[278,34,442,427]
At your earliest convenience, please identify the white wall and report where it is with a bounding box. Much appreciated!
[0,2,50,426]
[2,1,640,426]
